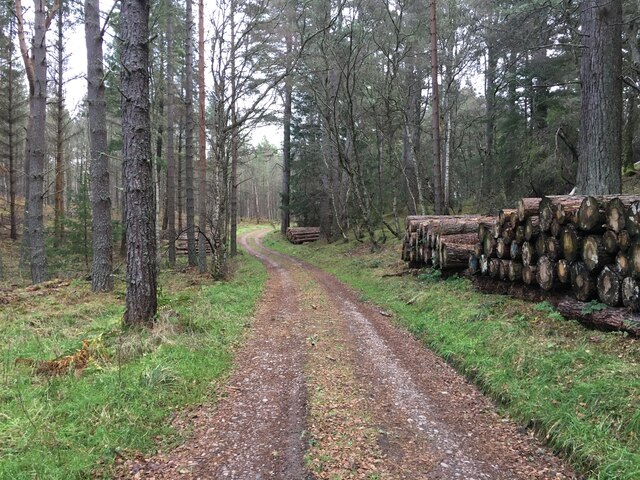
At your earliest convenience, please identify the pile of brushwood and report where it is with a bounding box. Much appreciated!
[402,196,640,336]
[286,227,320,244]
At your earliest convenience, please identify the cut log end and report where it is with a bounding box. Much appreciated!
[536,256,556,291]
[597,266,623,307]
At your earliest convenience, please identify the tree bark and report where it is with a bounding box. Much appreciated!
[86,0,113,292]
[22,0,55,284]
[577,0,623,195]
[184,0,196,266]
[166,0,176,266]
[229,0,239,257]
[280,29,292,236]
[197,0,207,273]
[556,298,639,336]
[121,0,157,326]
[7,15,17,240]
[430,0,443,214]
[54,2,64,245]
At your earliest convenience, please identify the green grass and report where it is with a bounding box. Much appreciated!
[264,230,640,480]
[0,245,267,479]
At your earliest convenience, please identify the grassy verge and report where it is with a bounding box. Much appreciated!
[264,230,640,480]
[0,241,267,479]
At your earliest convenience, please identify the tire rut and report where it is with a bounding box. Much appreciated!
[120,228,577,479]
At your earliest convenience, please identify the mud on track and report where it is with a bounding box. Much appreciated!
[121,229,576,479]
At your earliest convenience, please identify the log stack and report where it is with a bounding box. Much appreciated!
[286,227,321,244]
[401,195,640,336]
[175,233,213,255]
[469,194,640,335]
[400,215,496,270]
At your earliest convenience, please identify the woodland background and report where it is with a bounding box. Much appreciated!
[0,0,638,286]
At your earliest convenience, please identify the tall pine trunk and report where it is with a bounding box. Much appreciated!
[280,30,292,235]
[7,15,17,241]
[184,0,196,265]
[430,0,443,214]
[121,0,157,326]
[54,2,64,245]
[577,0,623,194]
[85,0,113,292]
[26,0,51,283]
[166,0,176,266]
[229,0,239,257]
[197,0,207,273]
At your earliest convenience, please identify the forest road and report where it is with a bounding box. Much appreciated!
[121,228,577,480]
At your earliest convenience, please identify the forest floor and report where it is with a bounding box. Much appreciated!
[120,228,576,479]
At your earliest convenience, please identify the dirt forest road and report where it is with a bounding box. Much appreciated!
[122,229,577,479]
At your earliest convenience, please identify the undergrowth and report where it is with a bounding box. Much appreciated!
[0,236,267,479]
[264,230,640,480]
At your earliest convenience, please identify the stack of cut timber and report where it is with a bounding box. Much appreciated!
[401,215,496,270]
[469,194,640,336]
[175,233,213,254]
[286,226,321,244]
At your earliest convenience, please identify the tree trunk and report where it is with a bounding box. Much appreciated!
[430,0,443,214]
[121,0,157,326]
[280,28,292,236]
[166,0,176,266]
[25,0,51,284]
[7,15,17,240]
[577,0,623,195]
[86,0,113,292]
[229,0,239,257]
[54,3,64,245]
[197,0,207,273]
[184,0,196,266]
[177,117,183,234]
[483,41,497,202]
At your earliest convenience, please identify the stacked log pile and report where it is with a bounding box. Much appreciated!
[401,215,496,269]
[175,233,212,254]
[401,196,640,336]
[286,227,321,244]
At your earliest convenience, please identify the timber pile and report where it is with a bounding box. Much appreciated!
[286,226,321,244]
[400,196,640,336]
[401,215,496,269]
[468,195,640,336]
[175,233,212,254]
